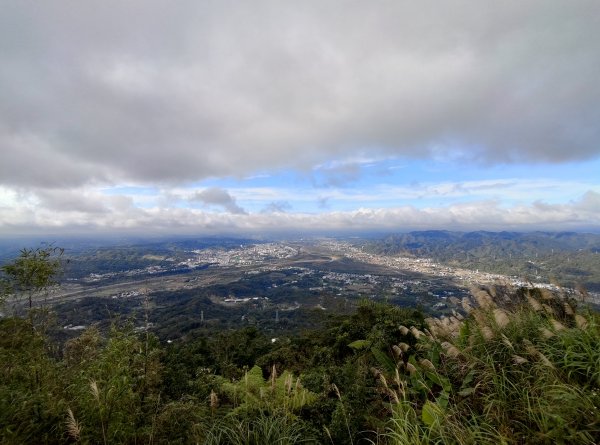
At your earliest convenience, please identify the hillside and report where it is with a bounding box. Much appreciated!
[366,231,600,292]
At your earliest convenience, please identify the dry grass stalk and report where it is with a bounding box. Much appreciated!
[387,387,400,404]
[379,373,388,389]
[426,317,441,330]
[450,315,462,325]
[210,390,219,411]
[89,380,100,402]
[448,320,462,338]
[419,358,435,371]
[523,340,555,369]
[410,326,424,339]
[540,289,554,300]
[441,341,461,359]
[527,296,543,312]
[271,364,277,390]
[480,326,494,341]
[501,334,514,350]
[66,408,82,442]
[473,311,488,328]
[332,383,342,400]
[285,374,293,394]
[399,325,409,336]
[512,355,528,365]
[392,345,403,358]
[524,343,540,359]
[424,328,435,340]
[393,369,406,400]
[406,363,417,375]
[461,298,473,313]
[493,309,510,329]
[398,342,410,353]
[563,302,574,316]
[550,319,566,331]
[542,304,556,316]
[537,351,554,368]
[473,290,495,309]
[540,327,555,339]
[429,325,442,338]
[452,310,464,321]
[575,314,588,329]
[393,368,403,387]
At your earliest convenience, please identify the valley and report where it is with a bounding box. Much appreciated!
[8,233,596,340]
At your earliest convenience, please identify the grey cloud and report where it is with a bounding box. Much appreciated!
[190,187,247,214]
[575,191,600,212]
[0,1,599,190]
[317,197,331,209]
[261,201,292,213]
[36,190,109,214]
[34,189,136,214]
[314,163,362,188]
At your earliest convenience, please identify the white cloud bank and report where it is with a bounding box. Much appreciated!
[1,187,598,236]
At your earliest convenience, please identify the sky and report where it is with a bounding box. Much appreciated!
[1,0,599,237]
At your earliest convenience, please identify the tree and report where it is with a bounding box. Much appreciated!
[0,245,64,314]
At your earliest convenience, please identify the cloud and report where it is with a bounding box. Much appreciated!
[189,187,247,214]
[1,1,599,190]
[575,190,600,212]
[317,196,331,209]
[35,189,110,214]
[313,162,362,187]
[261,201,292,213]
[1,191,599,236]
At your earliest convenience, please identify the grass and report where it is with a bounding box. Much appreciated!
[375,287,600,445]
[199,413,317,445]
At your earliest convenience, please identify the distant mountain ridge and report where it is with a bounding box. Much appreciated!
[366,231,600,292]
[372,231,600,255]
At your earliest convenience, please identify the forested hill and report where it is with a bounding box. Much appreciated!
[365,231,600,291]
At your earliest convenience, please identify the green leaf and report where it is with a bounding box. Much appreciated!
[348,339,370,350]
[462,370,475,387]
[437,391,450,409]
[371,347,396,372]
[421,401,439,427]
[424,372,451,393]
[458,387,476,397]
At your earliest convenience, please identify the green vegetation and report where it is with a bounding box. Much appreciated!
[373,286,600,444]
[0,245,64,310]
[1,247,599,444]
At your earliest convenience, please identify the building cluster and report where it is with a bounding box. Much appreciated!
[191,243,298,266]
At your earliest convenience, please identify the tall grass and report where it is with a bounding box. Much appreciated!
[375,287,600,445]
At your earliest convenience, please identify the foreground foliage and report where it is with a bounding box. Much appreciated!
[374,287,600,445]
